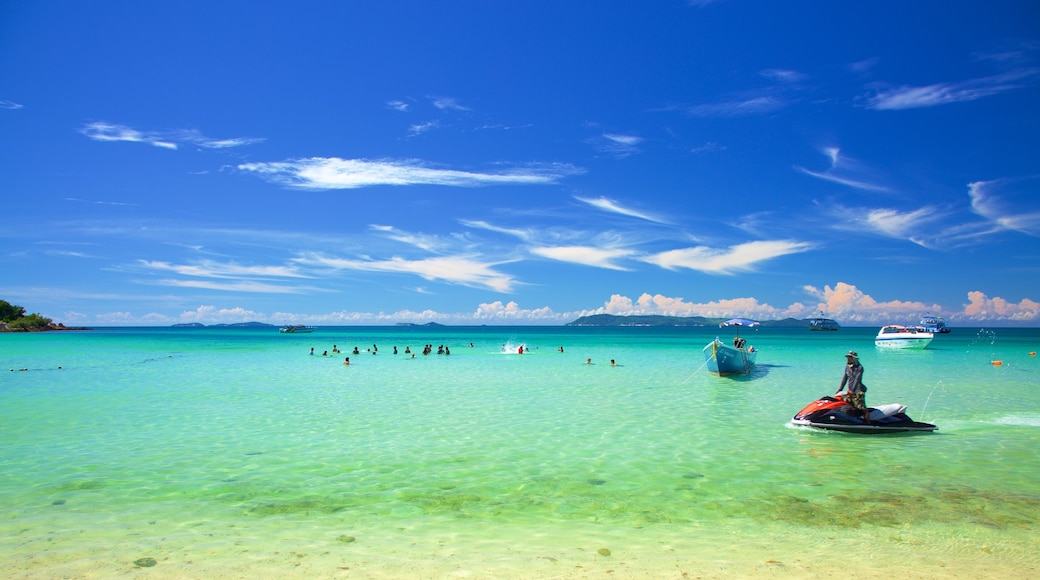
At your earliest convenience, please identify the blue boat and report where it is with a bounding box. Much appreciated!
[703,318,758,376]
[918,314,950,334]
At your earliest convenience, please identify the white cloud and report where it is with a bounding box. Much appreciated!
[796,147,890,192]
[80,122,262,150]
[962,291,1040,321]
[529,245,635,270]
[687,95,787,117]
[803,282,946,324]
[293,253,517,292]
[643,240,814,274]
[369,224,460,252]
[387,99,410,112]
[760,68,806,83]
[1,100,24,109]
[969,178,1040,236]
[138,259,309,279]
[586,132,644,157]
[475,300,556,320]
[864,68,1038,110]
[460,220,532,241]
[596,292,789,319]
[430,96,471,111]
[574,196,667,223]
[154,279,307,293]
[238,157,582,189]
[864,206,943,246]
[408,120,440,136]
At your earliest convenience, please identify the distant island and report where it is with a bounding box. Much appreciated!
[0,298,90,332]
[171,321,275,328]
[394,322,445,327]
[566,314,810,327]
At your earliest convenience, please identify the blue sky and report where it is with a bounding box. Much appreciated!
[2,1,1038,326]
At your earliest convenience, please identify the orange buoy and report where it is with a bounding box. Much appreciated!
[991,360,1003,366]
[1029,352,1037,356]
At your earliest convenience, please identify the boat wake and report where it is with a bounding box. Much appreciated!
[993,414,1040,427]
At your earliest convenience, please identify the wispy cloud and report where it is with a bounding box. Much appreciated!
[574,195,669,224]
[642,239,814,274]
[294,253,517,292]
[460,220,532,241]
[587,132,644,157]
[387,99,411,112]
[139,259,310,279]
[759,68,806,83]
[849,58,880,74]
[969,177,1040,236]
[864,207,943,247]
[64,197,138,207]
[369,225,461,253]
[430,96,471,111]
[529,245,635,271]
[796,147,890,192]
[824,201,947,247]
[80,122,263,150]
[408,120,440,136]
[864,68,1039,110]
[1,100,24,110]
[686,95,787,117]
[153,279,308,293]
[238,157,582,189]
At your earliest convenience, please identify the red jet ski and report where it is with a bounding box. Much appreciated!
[792,394,937,434]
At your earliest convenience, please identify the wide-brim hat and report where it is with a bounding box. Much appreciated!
[845,350,859,359]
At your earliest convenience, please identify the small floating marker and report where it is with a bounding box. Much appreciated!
[991,360,1003,366]
[1029,352,1036,356]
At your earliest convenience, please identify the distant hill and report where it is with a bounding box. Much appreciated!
[171,321,275,328]
[394,322,446,327]
[567,314,809,327]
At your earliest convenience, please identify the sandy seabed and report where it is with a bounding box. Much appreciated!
[2,517,1036,579]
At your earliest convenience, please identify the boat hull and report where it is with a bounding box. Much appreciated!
[702,339,757,376]
[875,337,932,348]
[791,418,938,434]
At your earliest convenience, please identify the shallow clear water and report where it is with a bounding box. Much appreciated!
[2,326,1038,578]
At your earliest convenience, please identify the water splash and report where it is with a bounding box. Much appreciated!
[919,378,945,420]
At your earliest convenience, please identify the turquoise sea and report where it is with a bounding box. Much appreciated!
[2,325,1038,578]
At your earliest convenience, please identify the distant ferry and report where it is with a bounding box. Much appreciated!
[918,315,950,334]
[808,313,840,331]
[279,324,315,334]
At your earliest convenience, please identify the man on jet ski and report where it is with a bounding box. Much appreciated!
[836,350,869,424]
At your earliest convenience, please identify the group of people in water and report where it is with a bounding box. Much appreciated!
[310,343,457,364]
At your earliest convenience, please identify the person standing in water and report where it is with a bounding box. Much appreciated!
[836,350,869,424]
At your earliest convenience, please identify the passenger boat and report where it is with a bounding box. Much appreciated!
[918,314,950,334]
[279,324,315,334]
[808,312,840,331]
[703,318,758,376]
[874,324,933,349]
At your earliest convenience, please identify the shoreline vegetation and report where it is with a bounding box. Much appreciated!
[0,299,90,332]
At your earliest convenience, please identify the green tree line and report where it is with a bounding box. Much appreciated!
[0,299,54,330]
